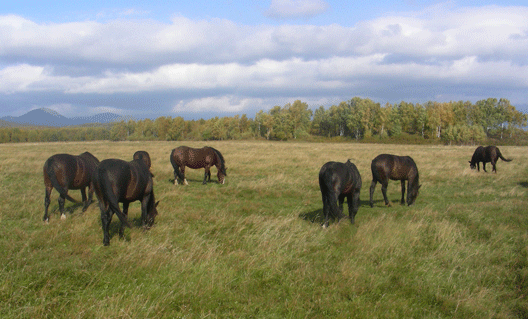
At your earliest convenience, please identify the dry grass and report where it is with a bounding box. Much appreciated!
[0,140,527,318]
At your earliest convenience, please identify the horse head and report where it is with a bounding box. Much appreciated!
[144,201,159,229]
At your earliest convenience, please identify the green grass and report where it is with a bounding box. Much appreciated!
[0,141,527,318]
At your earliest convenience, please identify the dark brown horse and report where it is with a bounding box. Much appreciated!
[170,146,226,185]
[43,152,100,222]
[369,154,421,207]
[319,160,362,228]
[92,156,159,246]
[469,145,512,173]
[133,150,151,169]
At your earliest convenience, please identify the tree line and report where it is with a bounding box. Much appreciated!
[1,97,527,145]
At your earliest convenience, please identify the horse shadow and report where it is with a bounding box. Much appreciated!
[49,202,85,217]
[105,215,146,243]
[299,200,372,224]
[519,182,528,188]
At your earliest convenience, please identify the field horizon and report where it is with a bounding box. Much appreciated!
[1,140,527,318]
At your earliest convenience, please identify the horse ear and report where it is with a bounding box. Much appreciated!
[419,184,422,189]
[155,201,160,207]
[468,161,471,164]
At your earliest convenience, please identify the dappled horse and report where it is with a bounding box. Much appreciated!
[43,152,100,222]
[170,146,227,185]
[92,156,159,246]
[369,154,421,207]
[469,145,512,173]
[318,160,362,228]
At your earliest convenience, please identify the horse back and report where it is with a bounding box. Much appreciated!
[372,154,417,181]
[45,153,92,189]
[319,161,361,195]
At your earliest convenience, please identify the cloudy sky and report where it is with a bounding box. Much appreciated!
[1,0,528,119]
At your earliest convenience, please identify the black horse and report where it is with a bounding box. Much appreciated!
[469,145,512,173]
[133,150,151,169]
[318,160,362,228]
[43,152,100,222]
[170,146,227,185]
[92,156,159,246]
[369,154,421,207]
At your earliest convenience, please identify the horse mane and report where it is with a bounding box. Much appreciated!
[206,146,227,175]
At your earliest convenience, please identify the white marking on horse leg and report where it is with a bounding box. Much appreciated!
[44,218,49,224]
[184,179,189,185]
[174,179,178,185]
[60,214,66,220]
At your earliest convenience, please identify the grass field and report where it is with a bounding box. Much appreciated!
[0,140,527,318]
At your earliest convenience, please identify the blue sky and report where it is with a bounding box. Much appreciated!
[1,0,528,119]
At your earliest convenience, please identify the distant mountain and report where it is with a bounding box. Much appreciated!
[1,108,122,127]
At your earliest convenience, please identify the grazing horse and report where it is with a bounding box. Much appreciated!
[318,160,362,228]
[133,150,153,176]
[170,146,227,185]
[469,145,512,173]
[43,152,100,222]
[92,156,159,246]
[369,154,421,207]
[133,150,151,169]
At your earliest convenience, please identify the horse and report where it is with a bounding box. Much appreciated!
[170,146,227,185]
[369,154,421,207]
[469,145,512,173]
[133,150,151,169]
[92,156,159,246]
[318,160,362,228]
[133,150,153,176]
[43,152,100,222]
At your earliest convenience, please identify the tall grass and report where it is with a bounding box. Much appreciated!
[0,141,527,318]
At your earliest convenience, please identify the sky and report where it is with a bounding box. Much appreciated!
[1,0,528,119]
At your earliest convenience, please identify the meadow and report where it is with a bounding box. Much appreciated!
[0,140,527,318]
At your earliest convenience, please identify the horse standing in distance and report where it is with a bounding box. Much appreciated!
[469,146,512,173]
[369,154,421,207]
[92,155,159,246]
[170,146,227,185]
[318,160,362,228]
[42,152,100,222]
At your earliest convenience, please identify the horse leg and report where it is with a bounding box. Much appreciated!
[202,167,210,184]
[369,180,377,208]
[85,183,95,212]
[58,195,66,219]
[81,188,89,212]
[400,180,406,205]
[182,167,188,185]
[321,193,331,228]
[43,187,52,223]
[120,202,129,238]
[101,206,112,246]
[491,160,497,173]
[381,181,391,206]
[482,162,487,172]
[338,194,346,221]
[347,190,360,224]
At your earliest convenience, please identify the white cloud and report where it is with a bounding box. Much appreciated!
[1,4,528,115]
[173,96,265,113]
[265,0,329,19]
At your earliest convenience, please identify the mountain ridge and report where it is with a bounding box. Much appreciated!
[1,108,124,127]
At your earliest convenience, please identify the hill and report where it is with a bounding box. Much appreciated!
[1,108,122,127]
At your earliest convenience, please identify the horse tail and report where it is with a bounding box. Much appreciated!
[98,168,131,228]
[45,158,78,203]
[208,147,227,175]
[170,149,185,181]
[319,169,340,219]
[497,148,512,162]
